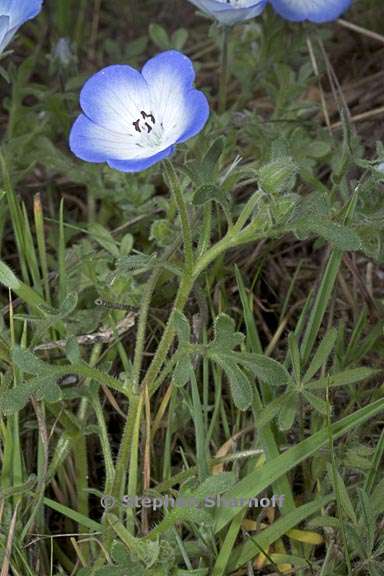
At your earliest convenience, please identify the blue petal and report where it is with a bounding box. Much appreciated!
[1,0,43,27]
[79,65,151,132]
[0,15,10,51]
[176,89,210,144]
[107,146,175,173]
[142,50,208,144]
[0,0,42,52]
[0,1,12,14]
[188,0,267,25]
[213,3,267,25]
[69,114,146,163]
[142,50,196,115]
[142,50,196,88]
[270,0,352,22]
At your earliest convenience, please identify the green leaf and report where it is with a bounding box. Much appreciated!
[117,253,158,272]
[288,332,301,384]
[228,351,291,388]
[173,357,194,388]
[150,219,174,247]
[0,383,32,414]
[95,567,141,576]
[147,506,213,541]
[200,137,225,179]
[193,183,227,207]
[188,137,226,201]
[0,259,46,309]
[177,570,209,576]
[59,291,78,317]
[213,398,384,533]
[0,373,63,413]
[0,260,20,289]
[148,23,170,50]
[34,375,63,403]
[228,496,333,570]
[289,190,329,226]
[255,396,283,429]
[307,367,380,390]
[44,497,102,531]
[93,538,172,575]
[212,354,253,411]
[210,314,244,352]
[173,310,191,344]
[120,233,134,256]
[306,141,332,159]
[303,391,328,415]
[89,223,120,257]
[193,472,237,498]
[300,221,361,252]
[172,28,188,50]
[278,391,297,431]
[328,465,357,524]
[303,328,337,383]
[258,157,297,195]
[11,345,51,375]
[107,513,161,566]
[65,336,81,364]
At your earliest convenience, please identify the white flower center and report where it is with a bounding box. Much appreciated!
[131,109,164,148]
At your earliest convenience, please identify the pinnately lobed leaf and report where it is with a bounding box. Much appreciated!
[211,314,245,352]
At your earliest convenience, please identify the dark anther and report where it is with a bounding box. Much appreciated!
[133,119,142,133]
[133,111,155,134]
[141,110,155,124]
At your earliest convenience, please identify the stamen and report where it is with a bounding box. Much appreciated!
[141,111,155,124]
[133,110,156,135]
[133,119,142,133]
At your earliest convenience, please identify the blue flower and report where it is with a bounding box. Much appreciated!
[69,51,210,173]
[187,0,267,26]
[0,0,43,54]
[270,0,352,23]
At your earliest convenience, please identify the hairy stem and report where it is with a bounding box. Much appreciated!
[163,159,194,274]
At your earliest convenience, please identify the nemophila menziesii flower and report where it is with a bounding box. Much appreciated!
[0,0,43,55]
[270,0,352,23]
[187,0,267,26]
[69,51,210,173]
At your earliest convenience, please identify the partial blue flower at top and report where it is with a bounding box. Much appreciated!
[0,0,43,54]
[270,0,352,23]
[69,51,210,173]
[187,0,267,26]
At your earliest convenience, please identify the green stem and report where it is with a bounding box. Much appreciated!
[143,273,194,395]
[232,190,261,234]
[126,391,144,532]
[197,202,212,258]
[163,160,193,274]
[132,270,161,391]
[193,233,234,279]
[100,394,143,548]
[219,26,230,113]
[92,394,115,494]
[190,371,209,481]
[111,392,143,503]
